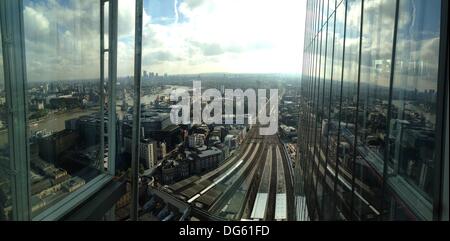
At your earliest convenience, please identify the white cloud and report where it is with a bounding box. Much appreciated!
[140,0,307,74]
[23,6,50,38]
[20,0,307,81]
[23,0,101,81]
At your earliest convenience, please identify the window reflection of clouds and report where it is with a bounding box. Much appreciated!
[342,0,361,87]
[23,0,100,81]
[300,0,445,221]
[389,0,441,207]
[395,0,441,91]
[340,0,440,91]
[332,2,345,82]
[360,0,396,88]
[354,0,397,217]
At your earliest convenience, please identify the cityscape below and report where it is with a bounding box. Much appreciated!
[0,73,301,221]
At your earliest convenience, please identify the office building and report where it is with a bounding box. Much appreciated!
[297,0,448,220]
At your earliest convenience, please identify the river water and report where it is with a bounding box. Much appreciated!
[0,85,188,147]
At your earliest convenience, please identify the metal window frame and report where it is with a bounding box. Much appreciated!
[130,0,144,221]
[441,46,449,221]
[305,24,320,219]
[33,174,112,221]
[381,0,400,221]
[319,7,337,218]
[34,0,119,221]
[331,0,348,220]
[316,10,335,219]
[434,0,449,221]
[349,0,364,220]
[1,0,121,221]
[99,0,106,171]
[107,0,118,176]
[381,0,447,221]
[338,0,364,220]
[312,18,327,220]
[0,0,31,221]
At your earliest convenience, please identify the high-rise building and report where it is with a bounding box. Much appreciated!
[297,0,448,221]
[143,70,148,80]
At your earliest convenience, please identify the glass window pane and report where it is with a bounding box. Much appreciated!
[329,0,336,18]
[23,0,102,217]
[323,0,329,26]
[306,21,324,220]
[387,0,441,221]
[115,0,135,174]
[339,0,362,220]
[319,11,335,220]
[328,2,347,221]
[314,21,329,215]
[0,23,12,221]
[355,0,396,220]
[317,0,323,32]
[123,0,307,221]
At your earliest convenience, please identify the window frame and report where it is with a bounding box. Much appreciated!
[1,0,123,221]
[0,0,31,221]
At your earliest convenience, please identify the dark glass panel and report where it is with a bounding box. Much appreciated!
[387,0,441,221]
[355,0,396,220]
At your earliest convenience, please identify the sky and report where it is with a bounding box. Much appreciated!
[3,0,441,90]
[17,0,307,81]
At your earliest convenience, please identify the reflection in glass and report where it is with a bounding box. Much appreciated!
[387,0,441,221]
[336,0,362,221]
[308,29,324,220]
[0,22,12,220]
[329,0,336,18]
[300,0,445,221]
[313,20,328,214]
[326,1,346,220]
[322,0,329,26]
[352,0,396,220]
[23,0,102,217]
[319,10,335,220]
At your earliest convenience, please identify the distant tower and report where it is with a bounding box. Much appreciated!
[160,142,167,159]
[143,70,148,80]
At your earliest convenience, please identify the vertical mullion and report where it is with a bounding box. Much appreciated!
[317,15,329,220]
[350,0,364,220]
[311,2,325,216]
[306,33,317,218]
[131,0,143,221]
[99,0,105,171]
[321,8,337,219]
[107,0,118,175]
[434,0,449,221]
[332,0,347,220]
[381,0,400,221]
[0,0,31,221]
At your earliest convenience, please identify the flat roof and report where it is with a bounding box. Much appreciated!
[275,194,287,220]
[250,193,268,219]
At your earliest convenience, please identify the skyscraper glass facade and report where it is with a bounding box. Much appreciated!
[297,0,448,221]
